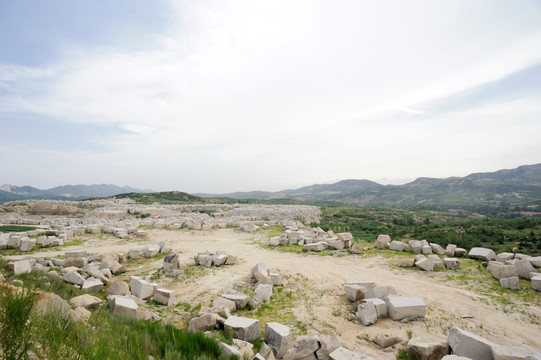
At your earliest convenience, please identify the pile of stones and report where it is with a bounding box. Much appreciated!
[127,241,171,259]
[269,226,354,252]
[344,281,427,326]
[0,229,83,252]
[405,326,541,360]
[195,250,238,268]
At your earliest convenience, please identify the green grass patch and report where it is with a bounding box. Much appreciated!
[0,225,38,232]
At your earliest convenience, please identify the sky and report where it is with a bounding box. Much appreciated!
[1,0,541,193]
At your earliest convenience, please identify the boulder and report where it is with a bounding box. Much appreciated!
[107,281,130,296]
[82,278,104,292]
[253,284,273,304]
[70,294,104,309]
[422,245,433,255]
[154,288,175,306]
[496,252,515,263]
[385,294,426,321]
[329,346,375,360]
[443,258,461,269]
[515,259,535,279]
[389,241,407,252]
[488,262,518,279]
[282,335,320,360]
[163,252,179,273]
[455,248,467,257]
[416,258,434,272]
[364,286,397,300]
[356,301,377,326]
[468,247,496,261]
[350,244,363,254]
[409,240,424,254]
[407,337,449,360]
[527,256,541,268]
[375,234,390,249]
[270,273,283,286]
[63,271,86,286]
[188,313,217,333]
[372,337,402,348]
[265,322,293,358]
[9,260,32,275]
[499,276,520,290]
[448,327,494,360]
[224,316,261,341]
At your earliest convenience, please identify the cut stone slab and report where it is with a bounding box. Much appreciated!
[430,243,446,255]
[303,241,328,251]
[111,296,138,319]
[488,262,518,279]
[468,247,496,261]
[375,234,390,249]
[19,238,36,252]
[416,258,434,271]
[515,259,535,279]
[154,288,175,306]
[443,258,461,269]
[344,284,368,302]
[265,322,293,359]
[9,260,32,275]
[224,316,261,341]
[385,294,427,321]
[407,337,449,360]
[428,255,445,269]
[441,356,473,360]
[282,335,320,360]
[389,241,407,252]
[356,301,377,326]
[70,294,103,309]
[500,276,520,290]
[222,293,251,309]
[364,286,397,300]
[448,327,494,360]
[82,278,104,292]
[188,313,217,333]
[65,250,87,258]
[491,344,541,360]
[107,280,130,296]
[362,298,388,318]
[64,257,88,268]
[496,252,515,263]
[372,336,402,348]
[253,283,273,304]
[63,271,86,286]
[213,296,237,312]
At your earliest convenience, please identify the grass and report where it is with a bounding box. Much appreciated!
[0,225,38,232]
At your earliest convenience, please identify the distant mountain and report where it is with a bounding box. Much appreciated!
[0,184,153,203]
[198,164,541,212]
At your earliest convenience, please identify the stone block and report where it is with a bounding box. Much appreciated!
[329,346,375,360]
[82,278,104,292]
[500,276,520,290]
[70,294,104,309]
[356,301,377,326]
[362,298,388,318]
[430,243,446,255]
[188,313,217,332]
[213,296,237,313]
[253,283,273,304]
[455,248,467,257]
[9,260,32,275]
[375,234,390,249]
[222,293,251,309]
[344,284,368,302]
[63,271,86,286]
[515,259,535,279]
[422,245,433,255]
[409,240,423,253]
[385,294,426,321]
[445,244,457,257]
[111,296,138,319]
[129,276,157,300]
[224,316,261,341]
[389,241,407,251]
[303,241,328,251]
[428,255,445,269]
[488,262,518,279]
[532,275,541,291]
[163,252,179,273]
[65,250,87,258]
[495,252,515,263]
[398,258,416,267]
[448,327,494,360]
[527,256,541,268]
[127,246,147,259]
[64,257,88,268]
[364,286,397,300]
[19,238,36,252]
[265,322,293,358]
[416,258,434,271]
[154,288,175,306]
[270,272,283,285]
[407,337,449,360]
[491,344,541,360]
[144,244,160,258]
[443,258,461,269]
[468,247,496,261]
[107,280,130,296]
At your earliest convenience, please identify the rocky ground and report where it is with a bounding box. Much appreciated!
[1,200,541,359]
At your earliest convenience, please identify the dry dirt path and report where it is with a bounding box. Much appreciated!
[12,228,541,357]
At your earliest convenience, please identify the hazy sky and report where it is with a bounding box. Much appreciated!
[1,1,541,193]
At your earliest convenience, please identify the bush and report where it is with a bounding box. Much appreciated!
[0,284,37,360]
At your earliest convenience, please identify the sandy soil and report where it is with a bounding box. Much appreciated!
[11,228,541,357]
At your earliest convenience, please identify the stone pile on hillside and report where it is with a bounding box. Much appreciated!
[269,226,354,252]
[344,281,427,326]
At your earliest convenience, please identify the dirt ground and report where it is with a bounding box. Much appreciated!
[10,228,541,358]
